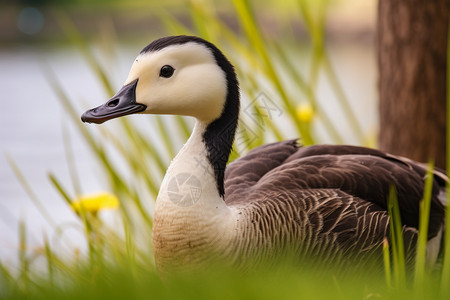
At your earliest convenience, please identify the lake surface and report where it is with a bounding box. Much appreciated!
[0,41,377,265]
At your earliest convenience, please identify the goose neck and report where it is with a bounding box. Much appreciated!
[157,120,222,207]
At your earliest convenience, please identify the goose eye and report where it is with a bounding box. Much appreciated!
[159,65,175,78]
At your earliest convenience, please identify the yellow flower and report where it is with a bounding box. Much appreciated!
[71,192,119,216]
[296,103,314,123]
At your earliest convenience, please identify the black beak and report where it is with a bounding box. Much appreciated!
[81,79,146,124]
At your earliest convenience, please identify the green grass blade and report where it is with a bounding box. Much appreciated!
[175,116,193,140]
[0,261,15,295]
[387,186,406,289]
[99,126,160,196]
[298,0,364,145]
[155,116,176,159]
[44,66,101,156]
[414,162,434,286]
[124,220,137,271]
[189,0,213,39]
[298,0,326,91]
[441,20,450,295]
[248,93,285,142]
[48,172,73,206]
[53,9,114,95]
[43,233,55,287]
[44,252,87,284]
[7,156,56,228]
[322,53,366,145]
[232,0,314,145]
[240,75,284,144]
[62,122,82,197]
[272,43,344,144]
[18,219,29,292]
[156,8,195,36]
[129,189,154,228]
[442,182,450,297]
[383,237,392,289]
[299,0,365,144]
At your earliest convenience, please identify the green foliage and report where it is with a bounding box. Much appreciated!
[386,187,406,289]
[2,0,450,299]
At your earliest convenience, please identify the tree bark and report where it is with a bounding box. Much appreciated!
[377,0,449,169]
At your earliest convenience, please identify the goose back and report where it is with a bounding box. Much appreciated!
[224,141,445,262]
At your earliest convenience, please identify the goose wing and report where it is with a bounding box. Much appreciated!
[224,140,445,238]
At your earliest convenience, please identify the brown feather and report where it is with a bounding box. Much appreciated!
[224,140,445,262]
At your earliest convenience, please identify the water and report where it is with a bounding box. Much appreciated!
[0,42,377,265]
[0,45,119,264]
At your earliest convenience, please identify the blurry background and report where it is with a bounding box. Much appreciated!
[0,0,377,265]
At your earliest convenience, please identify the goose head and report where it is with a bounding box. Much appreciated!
[81,35,239,125]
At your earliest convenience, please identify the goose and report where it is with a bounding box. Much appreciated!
[81,35,447,274]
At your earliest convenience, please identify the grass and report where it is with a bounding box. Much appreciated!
[2,0,450,299]
[1,261,388,300]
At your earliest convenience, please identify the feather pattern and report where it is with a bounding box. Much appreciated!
[225,140,444,264]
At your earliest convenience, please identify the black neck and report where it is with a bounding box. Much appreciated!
[202,49,240,198]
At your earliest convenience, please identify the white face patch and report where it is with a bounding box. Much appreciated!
[123,42,228,123]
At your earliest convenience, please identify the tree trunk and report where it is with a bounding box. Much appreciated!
[377,0,449,169]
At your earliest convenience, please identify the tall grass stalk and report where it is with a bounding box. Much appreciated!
[382,238,392,289]
[49,173,72,206]
[18,220,30,292]
[298,0,365,144]
[440,20,450,295]
[43,233,55,287]
[62,122,82,197]
[413,163,434,286]
[7,157,56,228]
[271,43,343,143]
[232,0,314,145]
[52,10,114,95]
[387,187,406,289]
